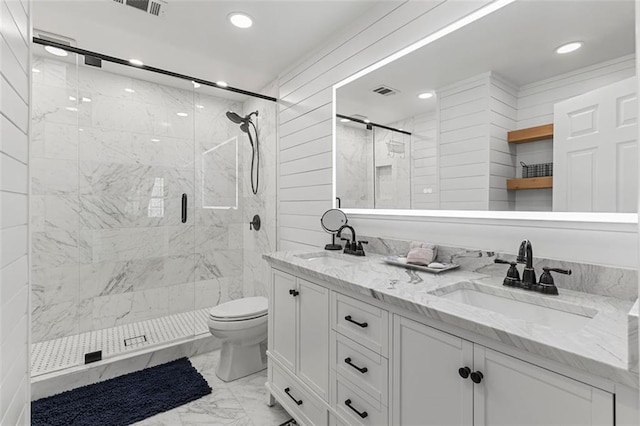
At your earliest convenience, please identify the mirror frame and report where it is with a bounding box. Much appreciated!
[331,0,638,230]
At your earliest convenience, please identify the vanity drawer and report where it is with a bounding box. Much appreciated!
[332,293,389,356]
[271,362,327,426]
[333,332,388,404]
[334,372,388,426]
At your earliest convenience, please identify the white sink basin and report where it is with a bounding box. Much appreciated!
[295,252,362,268]
[437,288,595,332]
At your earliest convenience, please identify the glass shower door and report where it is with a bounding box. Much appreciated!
[75,60,197,358]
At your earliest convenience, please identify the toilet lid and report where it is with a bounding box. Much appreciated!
[208,296,268,321]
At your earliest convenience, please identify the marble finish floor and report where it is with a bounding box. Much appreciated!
[135,350,291,426]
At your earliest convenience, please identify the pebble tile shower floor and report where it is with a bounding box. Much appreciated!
[32,308,211,376]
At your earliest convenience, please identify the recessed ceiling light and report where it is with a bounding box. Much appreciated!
[66,107,78,112]
[340,118,350,123]
[364,119,371,123]
[228,12,253,29]
[81,97,92,103]
[151,138,160,142]
[129,59,144,66]
[44,46,68,57]
[32,68,40,73]
[196,105,204,109]
[78,128,84,132]
[176,112,188,117]
[125,88,135,93]
[68,96,77,101]
[555,41,583,54]
[192,81,201,89]
[216,81,229,88]
[418,92,434,99]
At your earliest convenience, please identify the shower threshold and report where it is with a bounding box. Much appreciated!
[31,307,212,377]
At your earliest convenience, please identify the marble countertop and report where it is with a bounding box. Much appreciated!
[264,250,639,388]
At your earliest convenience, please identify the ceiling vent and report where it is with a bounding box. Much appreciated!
[372,85,399,96]
[112,0,167,18]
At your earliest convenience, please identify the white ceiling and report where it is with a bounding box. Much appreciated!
[33,0,385,97]
[338,0,636,126]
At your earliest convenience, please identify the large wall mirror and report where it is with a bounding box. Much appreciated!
[335,0,637,213]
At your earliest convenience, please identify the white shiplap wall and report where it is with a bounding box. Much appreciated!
[277,0,637,268]
[0,0,30,424]
[277,0,494,250]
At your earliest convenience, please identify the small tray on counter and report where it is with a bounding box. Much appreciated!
[383,256,459,274]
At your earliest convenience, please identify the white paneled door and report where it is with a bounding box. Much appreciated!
[553,77,637,212]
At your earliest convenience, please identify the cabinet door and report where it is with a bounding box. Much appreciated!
[270,270,297,372]
[392,315,473,426]
[298,278,330,400]
[474,347,613,426]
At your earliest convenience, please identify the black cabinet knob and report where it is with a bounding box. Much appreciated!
[470,371,484,384]
[458,366,471,379]
[289,289,299,297]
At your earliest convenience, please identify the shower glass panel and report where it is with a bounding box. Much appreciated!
[336,121,374,208]
[30,46,199,375]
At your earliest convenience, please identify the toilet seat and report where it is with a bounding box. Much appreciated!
[208,296,268,322]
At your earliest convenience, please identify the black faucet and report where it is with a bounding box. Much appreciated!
[517,239,536,288]
[495,240,571,295]
[336,225,367,256]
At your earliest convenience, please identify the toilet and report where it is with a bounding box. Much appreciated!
[207,296,268,382]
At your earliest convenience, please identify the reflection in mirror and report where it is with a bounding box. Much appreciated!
[336,0,636,213]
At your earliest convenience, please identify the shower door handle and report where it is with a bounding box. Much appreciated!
[181,194,187,223]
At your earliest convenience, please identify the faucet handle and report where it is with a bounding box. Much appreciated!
[537,267,570,295]
[495,258,520,287]
[543,267,572,276]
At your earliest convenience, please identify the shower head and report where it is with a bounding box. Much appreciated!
[240,122,250,134]
[226,111,244,124]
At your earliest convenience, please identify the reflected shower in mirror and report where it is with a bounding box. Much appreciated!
[335,0,636,212]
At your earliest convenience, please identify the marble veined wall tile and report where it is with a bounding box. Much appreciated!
[32,301,77,342]
[31,230,78,270]
[31,121,78,161]
[196,250,243,281]
[31,158,78,195]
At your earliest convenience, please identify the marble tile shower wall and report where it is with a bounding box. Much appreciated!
[241,80,278,299]
[362,235,638,301]
[30,56,248,342]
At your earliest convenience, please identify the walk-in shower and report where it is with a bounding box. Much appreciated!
[29,39,276,387]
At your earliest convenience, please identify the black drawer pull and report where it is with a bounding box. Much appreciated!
[345,315,368,328]
[284,387,303,405]
[345,399,368,419]
[289,289,299,297]
[345,357,368,374]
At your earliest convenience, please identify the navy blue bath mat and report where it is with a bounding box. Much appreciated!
[32,358,211,426]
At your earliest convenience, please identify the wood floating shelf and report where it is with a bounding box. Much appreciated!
[508,124,554,144]
[506,176,553,190]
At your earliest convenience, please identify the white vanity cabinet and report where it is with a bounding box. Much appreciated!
[266,264,634,426]
[393,315,614,426]
[269,269,330,407]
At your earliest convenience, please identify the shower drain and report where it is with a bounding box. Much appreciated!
[124,335,147,347]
